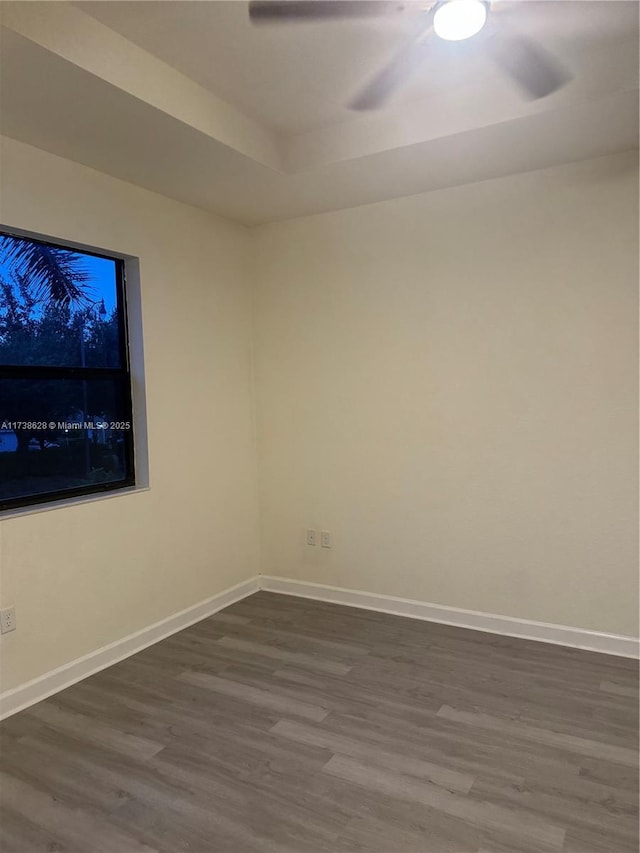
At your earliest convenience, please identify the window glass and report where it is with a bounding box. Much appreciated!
[0,231,134,511]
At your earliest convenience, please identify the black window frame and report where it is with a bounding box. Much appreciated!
[0,228,136,512]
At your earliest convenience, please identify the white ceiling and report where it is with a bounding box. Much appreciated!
[75,0,640,133]
[1,1,638,224]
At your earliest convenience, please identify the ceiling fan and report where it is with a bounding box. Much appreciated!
[248,1,572,110]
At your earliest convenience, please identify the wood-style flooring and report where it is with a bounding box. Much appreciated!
[0,591,638,853]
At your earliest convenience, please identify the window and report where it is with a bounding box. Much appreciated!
[0,230,135,511]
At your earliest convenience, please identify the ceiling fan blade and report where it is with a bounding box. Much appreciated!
[249,1,407,24]
[486,32,572,99]
[349,22,433,109]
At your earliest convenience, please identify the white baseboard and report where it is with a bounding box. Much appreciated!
[259,576,640,660]
[2,572,637,720]
[0,575,260,721]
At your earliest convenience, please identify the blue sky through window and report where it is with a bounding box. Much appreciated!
[0,235,122,369]
[0,237,118,315]
[72,254,118,315]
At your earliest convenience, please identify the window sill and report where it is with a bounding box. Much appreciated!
[0,484,150,521]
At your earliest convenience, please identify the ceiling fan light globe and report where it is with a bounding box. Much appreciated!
[433,0,488,41]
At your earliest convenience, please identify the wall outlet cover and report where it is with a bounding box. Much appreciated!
[0,606,16,634]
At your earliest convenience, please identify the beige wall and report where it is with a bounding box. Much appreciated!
[0,141,637,697]
[0,137,260,690]
[253,151,639,637]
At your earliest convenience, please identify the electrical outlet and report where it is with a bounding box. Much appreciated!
[0,606,16,634]
[321,531,332,549]
[306,529,317,546]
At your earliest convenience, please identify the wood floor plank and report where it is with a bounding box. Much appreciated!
[207,611,253,626]
[599,679,639,698]
[577,756,640,790]
[24,701,165,760]
[469,773,638,847]
[0,590,637,852]
[0,805,69,853]
[270,718,475,793]
[0,771,158,853]
[216,635,353,675]
[436,704,639,767]
[317,703,586,785]
[335,811,480,853]
[0,733,135,812]
[322,754,567,850]
[177,670,330,721]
